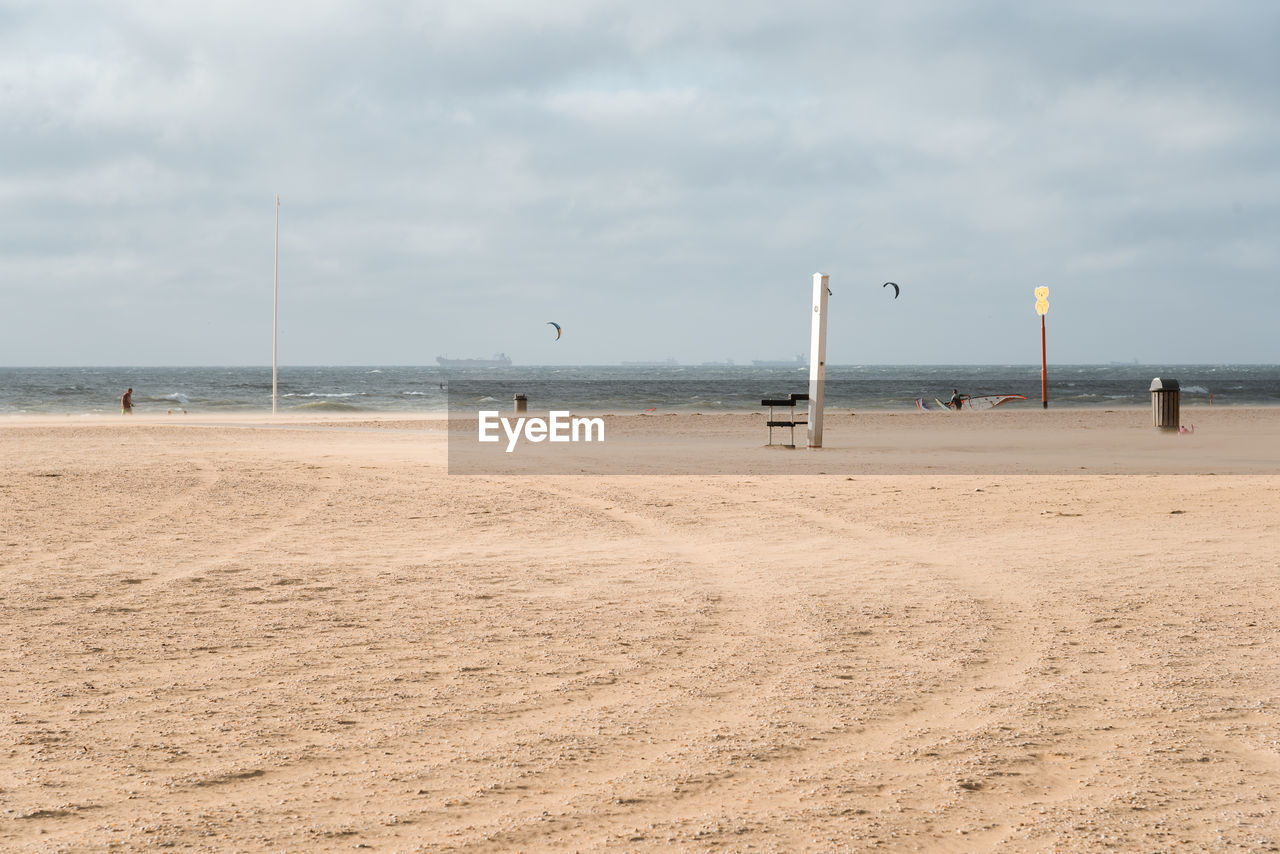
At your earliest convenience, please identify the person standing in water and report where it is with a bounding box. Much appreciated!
[121,388,134,415]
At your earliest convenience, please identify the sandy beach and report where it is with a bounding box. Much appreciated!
[3,409,1279,851]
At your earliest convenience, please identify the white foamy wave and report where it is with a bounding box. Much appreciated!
[1182,385,1209,394]
[289,400,364,412]
[157,393,190,404]
[283,392,361,398]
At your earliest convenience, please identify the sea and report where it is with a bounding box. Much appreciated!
[2,364,1279,416]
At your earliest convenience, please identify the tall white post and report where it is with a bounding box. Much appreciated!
[807,272,828,449]
[273,194,279,415]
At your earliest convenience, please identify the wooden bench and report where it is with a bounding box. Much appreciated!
[761,393,809,447]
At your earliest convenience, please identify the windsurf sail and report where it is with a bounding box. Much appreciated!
[948,394,1027,411]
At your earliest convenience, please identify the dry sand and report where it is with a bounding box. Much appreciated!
[2,409,1279,851]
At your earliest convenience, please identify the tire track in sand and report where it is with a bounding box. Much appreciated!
[373,480,1054,849]
[462,480,1118,851]
[686,481,1134,846]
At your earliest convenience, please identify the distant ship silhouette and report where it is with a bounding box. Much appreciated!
[436,353,512,367]
[751,353,807,367]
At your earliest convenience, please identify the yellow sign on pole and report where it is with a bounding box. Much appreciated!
[1036,286,1049,407]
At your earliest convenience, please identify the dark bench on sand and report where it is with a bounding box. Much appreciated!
[761,393,809,447]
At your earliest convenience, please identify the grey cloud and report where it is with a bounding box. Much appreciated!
[1,1,1277,365]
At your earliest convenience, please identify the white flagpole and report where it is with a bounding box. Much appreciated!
[273,194,279,414]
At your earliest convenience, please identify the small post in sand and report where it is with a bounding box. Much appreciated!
[807,272,829,449]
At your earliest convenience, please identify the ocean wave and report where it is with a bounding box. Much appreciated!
[282,392,362,398]
[288,401,365,412]
[1182,385,1209,394]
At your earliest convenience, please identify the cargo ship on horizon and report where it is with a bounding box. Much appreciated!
[751,353,808,367]
[436,353,512,367]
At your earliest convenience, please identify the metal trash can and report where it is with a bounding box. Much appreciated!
[1150,378,1179,431]
[513,393,527,414]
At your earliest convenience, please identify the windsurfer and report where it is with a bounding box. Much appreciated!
[948,389,965,410]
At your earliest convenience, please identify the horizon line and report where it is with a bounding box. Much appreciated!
[4,362,1279,370]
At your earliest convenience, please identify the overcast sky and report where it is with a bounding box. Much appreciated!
[2,0,1277,366]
